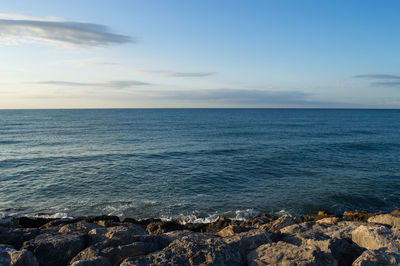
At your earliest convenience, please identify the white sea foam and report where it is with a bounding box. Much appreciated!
[34,212,70,219]
[160,209,261,224]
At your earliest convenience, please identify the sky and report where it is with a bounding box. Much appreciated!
[1,0,400,108]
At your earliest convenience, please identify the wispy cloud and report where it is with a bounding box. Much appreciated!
[0,13,132,47]
[371,81,400,87]
[354,73,400,87]
[142,70,216,77]
[36,80,150,88]
[354,74,400,80]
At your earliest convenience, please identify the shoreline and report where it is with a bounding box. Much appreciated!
[1,210,400,265]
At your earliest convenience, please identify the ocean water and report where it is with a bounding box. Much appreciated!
[0,109,399,221]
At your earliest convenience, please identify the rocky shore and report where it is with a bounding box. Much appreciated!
[1,210,400,265]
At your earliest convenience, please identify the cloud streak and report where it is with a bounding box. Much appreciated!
[354,73,400,87]
[36,80,150,88]
[0,13,132,47]
[354,74,400,80]
[143,70,216,77]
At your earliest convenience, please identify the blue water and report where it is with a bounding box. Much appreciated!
[0,109,399,221]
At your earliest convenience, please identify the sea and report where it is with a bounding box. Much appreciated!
[0,109,399,222]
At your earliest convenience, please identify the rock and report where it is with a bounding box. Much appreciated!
[83,216,120,227]
[188,217,237,233]
[105,225,148,239]
[281,222,364,264]
[59,222,104,234]
[70,256,112,266]
[8,249,39,266]
[88,224,147,244]
[316,217,340,224]
[247,241,335,265]
[343,211,380,222]
[239,214,276,228]
[352,224,400,252]
[368,214,400,228]
[40,218,83,229]
[352,250,400,265]
[260,215,296,233]
[0,227,39,249]
[391,209,400,215]
[146,220,186,234]
[223,229,271,259]
[22,233,86,266]
[16,217,55,228]
[120,231,243,266]
[0,245,39,266]
[216,225,251,237]
[132,218,162,228]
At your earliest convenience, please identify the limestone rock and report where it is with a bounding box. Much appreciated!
[0,227,39,249]
[368,214,400,228]
[351,224,400,252]
[216,225,251,237]
[146,220,186,234]
[88,224,147,244]
[59,222,104,234]
[247,241,335,266]
[70,256,112,266]
[352,250,400,266]
[343,211,380,222]
[260,215,296,233]
[0,245,39,266]
[22,233,85,266]
[223,229,271,259]
[316,217,340,224]
[8,249,39,266]
[120,232,243,266]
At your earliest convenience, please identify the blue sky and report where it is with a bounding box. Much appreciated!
[1,0,400,108]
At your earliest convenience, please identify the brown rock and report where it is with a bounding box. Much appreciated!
[59,222,104,234]
[70,256,112,266]
[247,241,335,266]
[391,209,400,215]
[146,220,186,234]
[353,250,400,266]
[0,227,40,249]
[351,224,400,253]
[16,217,55,228]
[316,217,340,224]
[216,225,251,237]
[260,215,296,233]
[8,249,39,266]
[22,233,85,266]
[120,232,243,266]
[343,211,381,222]
[368,214,400,228]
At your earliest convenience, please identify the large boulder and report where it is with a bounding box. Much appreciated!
[247,241,335,266]
[0,245,39,266]
[59,222,104,234]
[216,225,251,237]
[70,256,112,266]
[0,227,39,249]
[88,224,147,244]
[120,231,243,266]
[259,215,296,233]
[368,214,400,228]
[71,234,170,265]
[22,233,85,266]
[281,222,364,264]
[146,220,186,234]
[351,224,400,253]
[352,250,400,266]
